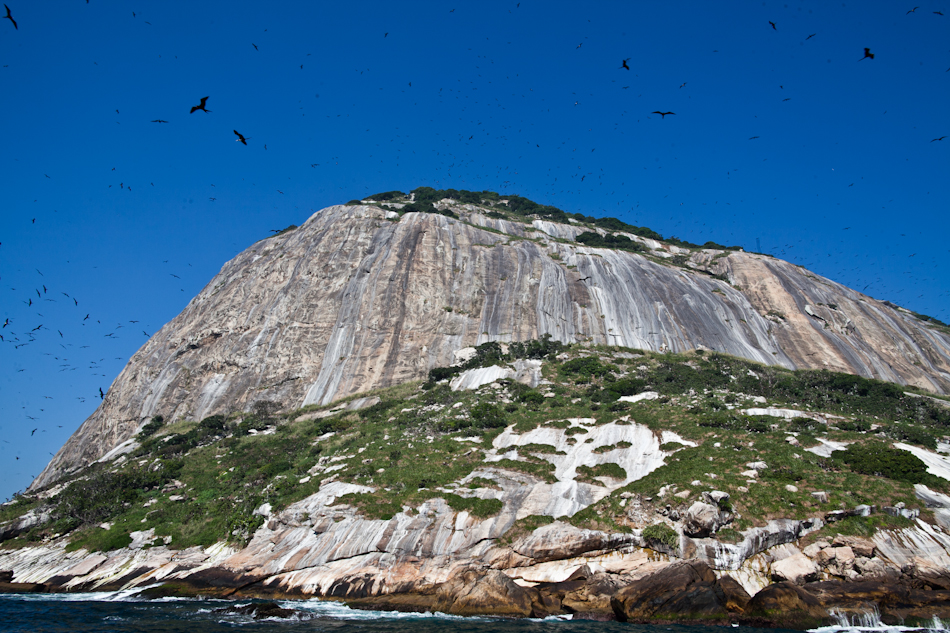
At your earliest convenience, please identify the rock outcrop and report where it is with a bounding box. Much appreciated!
[31,203,950,490]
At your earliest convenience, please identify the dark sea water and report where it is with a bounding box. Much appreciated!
[1,592,946,633]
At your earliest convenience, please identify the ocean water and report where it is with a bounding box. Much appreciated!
[0,592,944,633]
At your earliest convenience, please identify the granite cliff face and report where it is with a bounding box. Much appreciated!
[30,201,950,490]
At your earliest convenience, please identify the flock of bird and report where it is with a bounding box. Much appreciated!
[1,2,947,492]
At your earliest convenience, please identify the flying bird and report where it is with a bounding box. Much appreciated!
[234,130,248,145]
[749,136,760,140]
[151,119,169,123]
[931,136,947,142]
[190,96,211,113]
[769,20,776,30]
[252,43,258,50]
[3,4,16,30]
[621,58,630,70]
[860,48,874,60]
[99,388,104,399]
[806,33,816,40]
[652,111,675,118]
[907,6,919,13]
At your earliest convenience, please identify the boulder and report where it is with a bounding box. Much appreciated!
[803,543,823,558]
[511,522,631,563]
[215,602,306,620]
[611,560,729,622]
[434,568,538,617]
[814,549,836,566]
[832,546,855,566]
[855,557,891,580]
[832,535,875,558]
[560,572,628,616]
[683,502,725,538]
[704,490,731,507]
[719,574,752,613]
[744,581,826,628]
[772,553,820,585]
[811,491,829,503]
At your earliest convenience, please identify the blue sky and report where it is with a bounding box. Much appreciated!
[1,0,947,499]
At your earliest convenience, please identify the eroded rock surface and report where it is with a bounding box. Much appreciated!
[30,204,950,491]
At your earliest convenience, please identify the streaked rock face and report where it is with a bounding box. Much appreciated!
[30,203,950,490]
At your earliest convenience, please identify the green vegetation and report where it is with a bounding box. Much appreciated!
[576,463,627,482]
[363,187,749,252]
[559,356,617,380]
[5,342,948,557]
[575,231,645,253]
[443,494,503,518]
[642,523,679,548]
[836,442,932,483]
[425,335,565,387]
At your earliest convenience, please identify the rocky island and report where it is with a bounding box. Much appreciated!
[3,189,950,628]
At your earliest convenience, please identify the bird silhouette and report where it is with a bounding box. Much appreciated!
[931,136,946,142]
[190,96,211,113]
[621,58,630,70]
[860,48,874,60]
[806,33,816,40]
[3,4,16,30]
[99,388,104,399]
[652,111,675,118]
[234,130,248,145]
[749,136,760,140]
[151,119,169,123]
[906,6,919,13]
[252,43,258,50]
[769,20,776,30]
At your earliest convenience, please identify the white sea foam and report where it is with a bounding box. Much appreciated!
[288,597,488,621]
[809,606,949,632]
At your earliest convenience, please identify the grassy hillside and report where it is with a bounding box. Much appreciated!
[3,339,949,555]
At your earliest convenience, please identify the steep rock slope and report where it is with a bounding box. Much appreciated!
[31,202,950,489]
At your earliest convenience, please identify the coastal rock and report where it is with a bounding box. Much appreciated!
[744,581,826,628]
[803,580,950,620]
[719,575,752,613]
[510,522,630,563]
[611,560,729,621]
[434,568,538,617]
[771,553,820,585]
[215,601,307,620]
